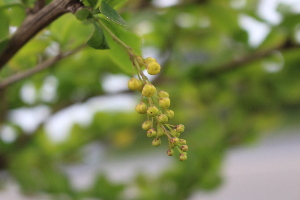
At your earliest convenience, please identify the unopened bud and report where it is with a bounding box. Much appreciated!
[180,145,188,152]
[170,137,179,146]
[165,109,174,119]
[179,153,187,161]
[176,124,185,133]
[157,114,168,124]
[142,84,156,97]
[157,125,165,137]
[147,106,159,117]
[147,128,157,137]
[142,120,152,130]
[167,149,174,156]
[158,90,169,98]
[179,139,186,145]
[135,102,147,114]
[128,77,143,91]
[152,138,161,147]
[145,57,157,64]
[147,62,161,75]
[158,97,170,109]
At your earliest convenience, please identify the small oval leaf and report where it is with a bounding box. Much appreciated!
[87,23,110,49]
[75,8,90,21]
[99,1,127,26]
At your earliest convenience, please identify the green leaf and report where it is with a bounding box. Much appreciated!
[103,0,127,8]
[75,8,90,21]
[101,19,141,74]
[99,1,127,26]
[5,4,25,26]
[0,7,9,40]
[87,22,109,49]
[87,0,98,7]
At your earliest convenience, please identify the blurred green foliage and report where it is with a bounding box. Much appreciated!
[1,0,300,199]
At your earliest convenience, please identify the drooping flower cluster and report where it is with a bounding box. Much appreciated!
[128,56,188,161]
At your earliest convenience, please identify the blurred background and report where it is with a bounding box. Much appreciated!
[1,0,300,199]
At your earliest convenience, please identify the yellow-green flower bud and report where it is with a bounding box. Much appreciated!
[128,77,143,91]
[147,128,157,137]
[145,57,157,64]
[158,97,170,109]
[170,137,179,146]
[142,120,152,130]
[157,90,169,98]
[157,114,168,124]
[147,62,161,75]
[179,139,186,145]
[180,145,188,152]
[147,106,159,117]
[152,138,161,147]
[179,153,187,161]
[165,109,174,119]
[157,125,165,137]
[176,124,185,133]
[171,129,180,137]
[135,102,147,114]
[142,84,156,97]
[167,149,174,156]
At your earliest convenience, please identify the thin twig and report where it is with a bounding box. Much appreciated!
[0,44,86,89]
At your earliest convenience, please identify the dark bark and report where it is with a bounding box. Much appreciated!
[0,0,83,70]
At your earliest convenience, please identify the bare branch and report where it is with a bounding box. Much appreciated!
[0,44,86,89]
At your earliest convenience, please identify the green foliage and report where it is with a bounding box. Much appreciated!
[100,1,127,26]
[101,18,142,73]
[1,0,300,199]
[0,6,9,40]
[75,8,91,21]
[87,21,109,49]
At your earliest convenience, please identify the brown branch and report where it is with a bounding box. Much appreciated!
[0,44,86,89]
[205,43,300,77]
[0,0,83,70]
[32,0,46,13]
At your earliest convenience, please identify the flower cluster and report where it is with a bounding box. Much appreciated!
[128,56,188,161]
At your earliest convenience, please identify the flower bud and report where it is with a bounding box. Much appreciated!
[142,84,156,97]
[135,102,147,114]
[156,125,165,137]
[176,124,185,133]
[142,120,152,130]
[152,138,161,147]
[165,109,174,119]
[128,77,143,91]
[158,97,170,109]
[147,128,157,137]
[147,106,159,117]
[171,129,180,137]
[180,145,188,152]
[170,137,179,146]
[179,139,186,145]
[167,149,174,156]
[157,90,169,98]
[179,153,187,161]
[145,57,157,64]
[147,62,161,75]
[157,114,168,124]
